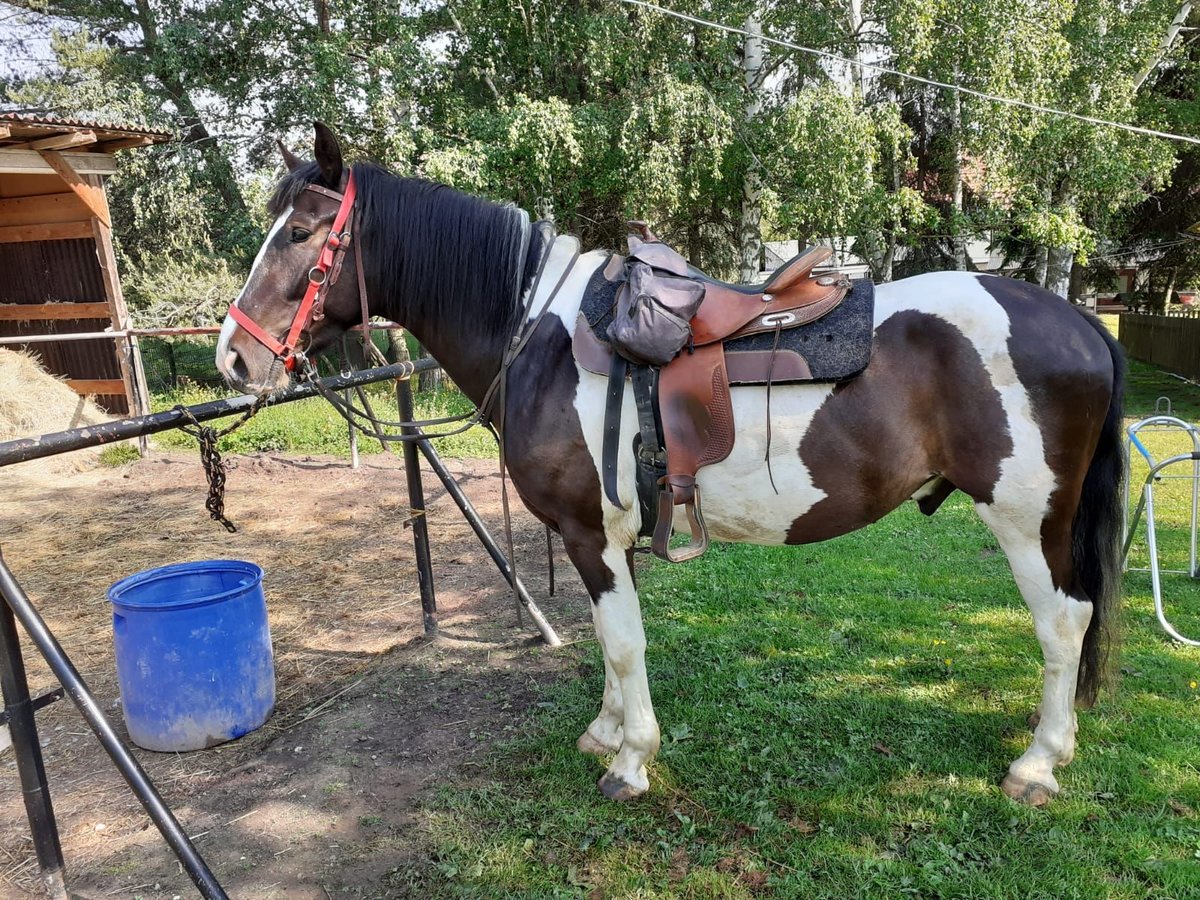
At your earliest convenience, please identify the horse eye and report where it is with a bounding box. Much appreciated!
[290,227,311,243]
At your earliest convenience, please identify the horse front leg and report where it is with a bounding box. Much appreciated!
[562,532,660,800]
[577,625,624,755]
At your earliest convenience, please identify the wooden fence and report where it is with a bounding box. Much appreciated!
[1119,314,1200,380]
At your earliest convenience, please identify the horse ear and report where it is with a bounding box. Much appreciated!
[277,140,302,172]
[312,121,344,187]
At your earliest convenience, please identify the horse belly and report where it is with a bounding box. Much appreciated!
[685,382,838,545]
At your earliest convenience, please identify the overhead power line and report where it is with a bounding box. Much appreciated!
[621,0,1200,148]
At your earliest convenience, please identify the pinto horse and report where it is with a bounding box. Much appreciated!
[217,125,1124,806]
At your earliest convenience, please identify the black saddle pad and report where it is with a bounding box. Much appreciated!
[581,257,875,383]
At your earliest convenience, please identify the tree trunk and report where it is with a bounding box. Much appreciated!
[385,328,405,364]
[1068,258,1086,305]
[1134,1,1193,90]
[1046,246,1073,298]
[418,344,443,393]
[132,0,249,226]
[848,0,867,97]
[1165,267,1178,308]
[687,220,702,268]
[881,235,896,283]
[949,82,967,271]
[738,13,765,284]
[1033,245,1049,287]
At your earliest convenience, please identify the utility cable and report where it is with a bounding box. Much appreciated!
[621,0,1200,147]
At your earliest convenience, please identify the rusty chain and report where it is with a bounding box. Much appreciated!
[172,398,265,533]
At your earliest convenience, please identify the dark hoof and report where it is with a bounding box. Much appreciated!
[1027,709,1042,729]
[1001,773,1057,807]
[598,772,645,801]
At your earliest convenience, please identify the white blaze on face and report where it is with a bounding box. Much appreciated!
[215,206,293,378]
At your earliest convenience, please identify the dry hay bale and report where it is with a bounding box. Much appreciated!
[0,348,115,472]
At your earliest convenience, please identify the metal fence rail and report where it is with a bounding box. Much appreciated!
[0,360,560,898]
[0,360,434,467]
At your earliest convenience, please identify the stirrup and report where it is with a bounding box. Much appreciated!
[651,482,709,563]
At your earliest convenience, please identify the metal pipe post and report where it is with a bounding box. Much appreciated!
[0,551,228,900]
[339,338,360,469]
[412,438,562,647]
[395,378,438,636]
[0,595,67,900]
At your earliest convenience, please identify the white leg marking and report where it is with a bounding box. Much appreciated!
[591,543,659,798]
[578,615,624,755]
[978,503,1090,797]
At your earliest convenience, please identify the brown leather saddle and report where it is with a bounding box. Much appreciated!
[572,224,852,562]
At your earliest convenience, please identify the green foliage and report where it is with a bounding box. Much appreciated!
[619,78,733,223]
[2,0,1196,317]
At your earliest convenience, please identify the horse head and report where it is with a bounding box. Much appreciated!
[216,123,363,395]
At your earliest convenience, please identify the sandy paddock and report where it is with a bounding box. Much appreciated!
[0,449,592,898]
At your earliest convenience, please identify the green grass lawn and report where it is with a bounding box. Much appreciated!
[149,382,496,459]
[383,350,1200,899]
[401,500,1200,898]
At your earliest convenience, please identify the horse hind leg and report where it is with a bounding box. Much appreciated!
[975,501,1091,806]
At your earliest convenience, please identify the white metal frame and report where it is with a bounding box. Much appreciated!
[1122,401,1200,646]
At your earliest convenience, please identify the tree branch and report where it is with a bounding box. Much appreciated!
[1134,1,1194,91]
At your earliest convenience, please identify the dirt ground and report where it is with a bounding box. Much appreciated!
[0,450,595,899]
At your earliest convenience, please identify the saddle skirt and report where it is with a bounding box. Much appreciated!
[574,253,876,386]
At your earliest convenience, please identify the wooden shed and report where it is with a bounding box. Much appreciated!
[0,114,171,415]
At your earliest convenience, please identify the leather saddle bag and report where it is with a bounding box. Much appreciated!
[606,261,706,366]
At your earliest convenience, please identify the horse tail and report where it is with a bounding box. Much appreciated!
[1073,311,1126,708]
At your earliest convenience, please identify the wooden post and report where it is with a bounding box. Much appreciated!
[83,173,150,443]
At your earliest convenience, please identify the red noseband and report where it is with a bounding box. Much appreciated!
[228,171,358,371]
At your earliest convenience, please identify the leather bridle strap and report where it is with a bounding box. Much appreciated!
[228,172,359,371]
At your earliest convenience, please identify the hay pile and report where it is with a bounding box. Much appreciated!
[0,349,113,471]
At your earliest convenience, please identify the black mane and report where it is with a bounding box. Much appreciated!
[268,161,542,349]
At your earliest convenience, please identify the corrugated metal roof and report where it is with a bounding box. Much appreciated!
[0,112,172,152]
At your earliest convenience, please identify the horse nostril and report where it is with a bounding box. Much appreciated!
[225,350,249,383]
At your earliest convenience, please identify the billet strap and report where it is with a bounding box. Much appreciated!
[602,354,629,509]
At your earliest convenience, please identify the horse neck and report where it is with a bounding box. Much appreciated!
[355,174,535,407]
[382,296,513,407]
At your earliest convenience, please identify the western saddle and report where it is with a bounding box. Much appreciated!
[573,223,852,562]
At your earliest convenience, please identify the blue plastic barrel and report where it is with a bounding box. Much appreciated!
[107,560,275,752]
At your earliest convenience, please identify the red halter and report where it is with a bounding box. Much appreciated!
[228,171,358,371]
